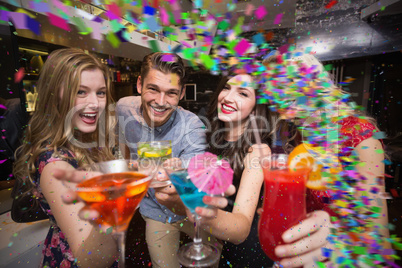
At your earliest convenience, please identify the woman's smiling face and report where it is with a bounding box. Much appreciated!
[217,74,256,126]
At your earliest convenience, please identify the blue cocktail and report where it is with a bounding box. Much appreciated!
[164,167,219,267]
[169,170,207,213]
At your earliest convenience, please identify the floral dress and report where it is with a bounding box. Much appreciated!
[34,148,119,268]
[34,148,79,268]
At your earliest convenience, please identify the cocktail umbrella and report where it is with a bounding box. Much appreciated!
[187,152,234,195]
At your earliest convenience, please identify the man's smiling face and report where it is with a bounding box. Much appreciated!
[137,68,185,127]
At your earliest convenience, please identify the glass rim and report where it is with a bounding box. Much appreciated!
[163,166,187,174]
[137,140,172,145]
[76,159,154,192]
[75,172,153,192]
[265,166,311,173]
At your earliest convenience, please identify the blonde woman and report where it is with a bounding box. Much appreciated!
[262,51,391,266]
[12,48,118,268]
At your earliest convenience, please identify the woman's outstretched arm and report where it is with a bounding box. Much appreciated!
[41,161,118,267]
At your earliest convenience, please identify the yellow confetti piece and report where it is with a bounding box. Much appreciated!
[335,200,348,208]
[170,74,179,86]
[127,24,136,32]
[15,8,36,19]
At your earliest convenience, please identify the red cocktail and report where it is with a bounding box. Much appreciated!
[258,160,309,262]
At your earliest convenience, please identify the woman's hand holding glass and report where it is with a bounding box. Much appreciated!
[53,169,104,222]
[153,157,236,218]
[274,210,333,268]
[256,207,333,267]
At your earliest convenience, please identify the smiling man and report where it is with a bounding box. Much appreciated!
[115,52,220,267]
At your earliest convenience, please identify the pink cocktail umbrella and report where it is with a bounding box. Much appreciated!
[188,152,234,195]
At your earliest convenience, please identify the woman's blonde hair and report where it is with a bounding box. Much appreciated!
[13,48,116,199]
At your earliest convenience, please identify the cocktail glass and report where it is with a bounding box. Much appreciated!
[258,154,310,263]
[137,140,172,188]
[164,166,219,267]
[75,159,154,268]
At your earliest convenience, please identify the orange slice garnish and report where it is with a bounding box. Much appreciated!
[288,144,341,190]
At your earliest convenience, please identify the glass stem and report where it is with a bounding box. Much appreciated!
[113,231,126,268]
[193,214,203,252]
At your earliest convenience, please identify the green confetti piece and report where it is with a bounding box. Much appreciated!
[200,54,214,69]
[371,206,381,213]
[375,149,384,154]
[394,242,402,250]
[322,81,332,88]
[13,233,18,237]
[228,3,236,11]
[181,12,189,19]
[357,161,366,167]
[148,40,160,52]
[328,130,339,142]
[106,32,120,48]
[183,48,195,59]
[353,246,367,254]
[71,17,91,35]
[106,227,113,235]
[227,40,237,50]
[218,20,230,30]
[287,65,295,74]
[324,64,333,71]
[362,258,375,266]
[380,6,385,11]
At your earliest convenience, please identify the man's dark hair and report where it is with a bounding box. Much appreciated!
[140,52,187,89]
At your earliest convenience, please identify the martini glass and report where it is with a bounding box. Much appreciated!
[164,166,219,267]
[75,159,154,268]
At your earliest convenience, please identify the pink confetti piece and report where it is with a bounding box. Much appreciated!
[0,159,7,164]
[52,0,70,15]
[274,13,284,25]
[181,41,192,48]
[14,67,25,83]
[234,39,251,56]
[86,20,103,40]
[160,7,169,25]
[105,10,121,21]
[245,4,254,16]
[161,54,174,61]
[47,13,70,31]
[0,104,7,110]
[9,12,28,30]
[255,5,268,20]
[106,3,122,21]
[278,44,290,54]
